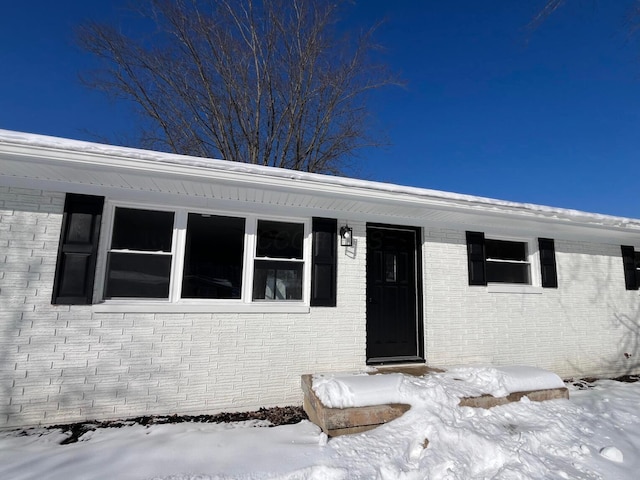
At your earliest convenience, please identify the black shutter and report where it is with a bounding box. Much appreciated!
[466,231,486,286]
[621,245,638,291]
[52,194,105,304]
[538,238,558,288]
[310,218,337,306]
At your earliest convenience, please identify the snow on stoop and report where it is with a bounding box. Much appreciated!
[458,387,569,408]
[301,374,411,437]
[301,366,569,437]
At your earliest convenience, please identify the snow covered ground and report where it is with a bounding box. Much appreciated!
[1,367,639,480]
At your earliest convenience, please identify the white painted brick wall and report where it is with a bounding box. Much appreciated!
[2,188,638,429]
[0,189,366,428]
[422,227,640,378]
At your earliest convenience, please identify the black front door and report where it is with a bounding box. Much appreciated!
[366,225,423,363]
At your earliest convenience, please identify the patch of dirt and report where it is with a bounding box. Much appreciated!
[48,406,307,445]
[567,375,640,390]
[611,374,640,383]
[14,375,640,444]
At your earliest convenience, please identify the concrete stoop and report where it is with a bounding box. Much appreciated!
[301,374,411,437]
[458,387,569,409]
[301,372,570,437]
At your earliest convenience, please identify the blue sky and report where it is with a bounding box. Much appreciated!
[1,1,639,218]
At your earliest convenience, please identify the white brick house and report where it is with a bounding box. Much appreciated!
[1,129,639,429]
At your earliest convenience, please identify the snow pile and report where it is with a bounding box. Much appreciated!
[312,373,404,408]
[1,370,640,479]
[312,366,565,408]
[600,445,624,463]
[446,365,566,397]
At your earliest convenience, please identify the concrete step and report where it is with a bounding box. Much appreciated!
[301,374,411,437]
[302,369,569,437]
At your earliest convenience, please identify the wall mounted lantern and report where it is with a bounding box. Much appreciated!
[339,225,353,247]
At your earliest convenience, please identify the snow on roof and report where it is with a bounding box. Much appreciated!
[1,128,639,229]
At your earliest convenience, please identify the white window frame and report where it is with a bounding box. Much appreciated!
[250,219,306,302]
[484,234,542,294]
[93,201,311,313]
[102,204,178,302]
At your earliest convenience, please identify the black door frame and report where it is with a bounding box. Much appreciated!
[366,223,425,364]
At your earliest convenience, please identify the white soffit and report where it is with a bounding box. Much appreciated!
[1,129,640,241]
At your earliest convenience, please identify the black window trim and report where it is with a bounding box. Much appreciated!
[621,245,639,291]
[466,231,557,289]
[310,217,337,307]
[52,193,105,305]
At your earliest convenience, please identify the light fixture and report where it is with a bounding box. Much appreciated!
[339,225,353,247]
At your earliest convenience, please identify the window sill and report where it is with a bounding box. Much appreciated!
[486,284,543,294]
[92,301,311,314]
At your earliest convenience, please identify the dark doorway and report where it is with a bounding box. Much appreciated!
[366,224,423,363]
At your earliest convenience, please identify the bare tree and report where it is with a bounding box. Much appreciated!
[530,0,640,32]
[528,0,566,30]
[77,0,395,174]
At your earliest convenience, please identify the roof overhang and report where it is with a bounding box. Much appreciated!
[1,130,640,244]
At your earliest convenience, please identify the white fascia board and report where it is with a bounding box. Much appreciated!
[2,129,640,236]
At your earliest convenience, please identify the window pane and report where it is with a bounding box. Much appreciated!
[486,261,530,284]
[181,214,245,299]
[111,207,174,252]
[485,239,526,261]
[105,252,171,298]
[252,260,303,300]
[385,253,397,282]
[256,220,303,259]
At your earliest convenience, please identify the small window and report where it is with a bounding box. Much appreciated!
[485,239,531,284]
[385,253,397,282]
[253,220,304,300]
[104,207,174,298]
[181,214,245,299]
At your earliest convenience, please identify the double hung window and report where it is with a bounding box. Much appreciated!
[252,220,304,300]
[484,238,531,284]
[105,207,174,298]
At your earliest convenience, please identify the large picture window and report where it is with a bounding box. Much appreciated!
[181,214,245,299]
[100,205,310,304]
